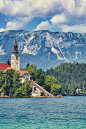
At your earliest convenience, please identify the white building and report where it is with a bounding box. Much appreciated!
[20,70,31,84]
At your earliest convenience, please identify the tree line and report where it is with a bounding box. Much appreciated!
[45,62,86,96]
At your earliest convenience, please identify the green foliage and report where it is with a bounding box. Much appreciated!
[26,63,30,68]
[50,84,61,96]
[1,69,20,97]
[10,72,20,97]
[44,75,58,92]
[34,87,36,90]
[30,64,37,71]
[26,64,36,81]
[41,92,44,96]
[0,76,4,88]
[35,68,45,87]
[0,69,3,75]
[25,63,61,96]
[45,62,86,96]
[13,87,23,98]
[0,70,3,88]
[13,82,32,98]
[1,69,15,96]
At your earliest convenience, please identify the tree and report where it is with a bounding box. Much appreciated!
[13,87,23,98]
[13,82,32,98]
[41,92,44,96]
[35,68,45,87]
[10,71,20,97]
[0,70,4,88]
[0,76,4,88]
[1,69,15,96]
[1,69,20,97]
[44,75,58,92]
[26,63,29,68]
[51,84,61,96]
[30,64,37,71]
[26,66,36,81]
[45,62,86,95]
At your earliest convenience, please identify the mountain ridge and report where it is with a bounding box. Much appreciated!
[0,30,86,70]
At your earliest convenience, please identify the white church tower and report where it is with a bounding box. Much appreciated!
[11,38,20,71]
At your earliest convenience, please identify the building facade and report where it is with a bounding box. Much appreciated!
[20,70,31,84]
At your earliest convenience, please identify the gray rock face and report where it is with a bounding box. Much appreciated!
[0,30,86,70]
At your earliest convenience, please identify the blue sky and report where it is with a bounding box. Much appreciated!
[0,0,86,33]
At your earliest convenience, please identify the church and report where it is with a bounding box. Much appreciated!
[0,38,31,84]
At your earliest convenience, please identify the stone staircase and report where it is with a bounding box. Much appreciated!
[31,80,55,97]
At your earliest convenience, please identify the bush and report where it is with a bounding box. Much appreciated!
[41,92,44,96]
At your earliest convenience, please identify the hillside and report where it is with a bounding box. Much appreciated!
[0,30,86,70]
[45,62,86,96]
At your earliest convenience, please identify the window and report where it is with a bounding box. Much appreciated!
[16,63,18,65]
[16,56,18,60]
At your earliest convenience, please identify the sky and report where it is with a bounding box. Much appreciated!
[0,0,86,33]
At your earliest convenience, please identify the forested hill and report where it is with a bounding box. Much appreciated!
[45,62,86,96]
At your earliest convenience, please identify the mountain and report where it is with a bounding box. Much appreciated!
[0,30,86,70]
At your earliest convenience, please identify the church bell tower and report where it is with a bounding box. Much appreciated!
[11,37,20,71]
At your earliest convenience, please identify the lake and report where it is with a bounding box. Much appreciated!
[0,97,86,129]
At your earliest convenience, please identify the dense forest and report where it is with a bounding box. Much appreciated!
[45,62,86,96]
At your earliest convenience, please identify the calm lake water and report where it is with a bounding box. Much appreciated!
[0,97,86,129]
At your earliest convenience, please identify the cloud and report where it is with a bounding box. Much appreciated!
[1,0,86,32]
[61,0,75,14]
[0,19,27,31]
[0,28,6,32]
[0,17,31,31]
[61,24,86,33]
[6,20,23,30]
[34,21,51,31]
[0,0,63,17]
[50,13,67,24]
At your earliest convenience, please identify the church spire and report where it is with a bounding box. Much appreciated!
[12,37,19,54]
[11,37,20,71]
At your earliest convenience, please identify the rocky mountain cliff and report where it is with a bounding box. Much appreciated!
[0,30,86,70]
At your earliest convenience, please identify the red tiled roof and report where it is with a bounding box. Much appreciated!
[19,70,29,76]
[0,63,11,71]
[3,67,15,73]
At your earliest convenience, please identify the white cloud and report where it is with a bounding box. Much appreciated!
[0,17,30,31]
[6,20,22,30]
[1,0,86,32]
[50,13,67,24]
[0,0,62,17]
[0,28,6,32]
[61,24,86,33]
[61,0,75,14]
[34,21,51,31]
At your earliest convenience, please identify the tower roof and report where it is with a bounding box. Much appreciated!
[12,37,19,54]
